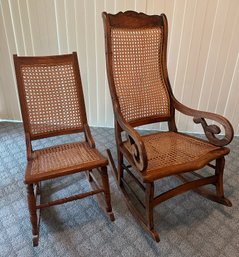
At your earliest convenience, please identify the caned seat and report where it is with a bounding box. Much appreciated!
[123,132,229,181]
[102,11,234,242]
[13,52,114,246]
[26,142,108,183]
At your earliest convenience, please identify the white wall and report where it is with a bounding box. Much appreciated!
[0,0,239,134]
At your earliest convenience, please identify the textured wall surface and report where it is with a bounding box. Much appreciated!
[0,0,239,134]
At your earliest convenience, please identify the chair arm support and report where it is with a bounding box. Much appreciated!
[116,114,148,172]
[84,124,95,148]
[172,98,234,146]
[26,132,33,161]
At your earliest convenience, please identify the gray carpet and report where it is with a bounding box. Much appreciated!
[0,122,238,257]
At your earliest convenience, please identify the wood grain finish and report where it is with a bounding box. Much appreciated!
[103,10,233,242]
[13,52,114,246]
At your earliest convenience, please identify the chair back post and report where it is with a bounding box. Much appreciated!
[160,14,177,132]
[102,12,122,115]
[13,54,34,159]
[71,52,95,147]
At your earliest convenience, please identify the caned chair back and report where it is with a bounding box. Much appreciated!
[103,12,171,126]
[14,52,87,140]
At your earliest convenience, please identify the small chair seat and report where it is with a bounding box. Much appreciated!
[123,132,229,182]
[25,142,108,183]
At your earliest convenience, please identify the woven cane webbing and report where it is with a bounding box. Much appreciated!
[111,27,170,123]
[21,63,82,136]
[124,132,219,172]
[29,142,106,178]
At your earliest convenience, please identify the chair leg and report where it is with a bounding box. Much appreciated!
[145,182,160,242]
[107,149,160,242]
[86,170,93,182]
[36,182,41,195]
[100,166,115,221]
[215,158,232,206]
[117,148,124,186]
[27,184,39,247]
[177,161,232,207]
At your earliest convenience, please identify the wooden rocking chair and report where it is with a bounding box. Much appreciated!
[13,52,114,246]
[102,11,233,242]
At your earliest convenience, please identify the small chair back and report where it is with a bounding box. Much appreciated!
[14,52,88,140]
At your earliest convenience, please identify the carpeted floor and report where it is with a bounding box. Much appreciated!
[0,121,238,257]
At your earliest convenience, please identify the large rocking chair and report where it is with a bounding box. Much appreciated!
[13,52,114,246]
[102,11,234,242]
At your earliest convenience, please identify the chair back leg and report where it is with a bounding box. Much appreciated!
[100,166,114,215]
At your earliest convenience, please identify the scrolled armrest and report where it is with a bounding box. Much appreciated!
[116,114,148,172]
[172,98,234,146]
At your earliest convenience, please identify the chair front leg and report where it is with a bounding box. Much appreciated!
[145,182,160,242]
[27,184,39,246]
[215,158,232,206]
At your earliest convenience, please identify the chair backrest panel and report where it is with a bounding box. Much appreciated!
[104,11,171,125]
[14,53,87,139]
[111,26,170,123]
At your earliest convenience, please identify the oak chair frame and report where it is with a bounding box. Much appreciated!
[102,11,234,242]
[13,52,114,246]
